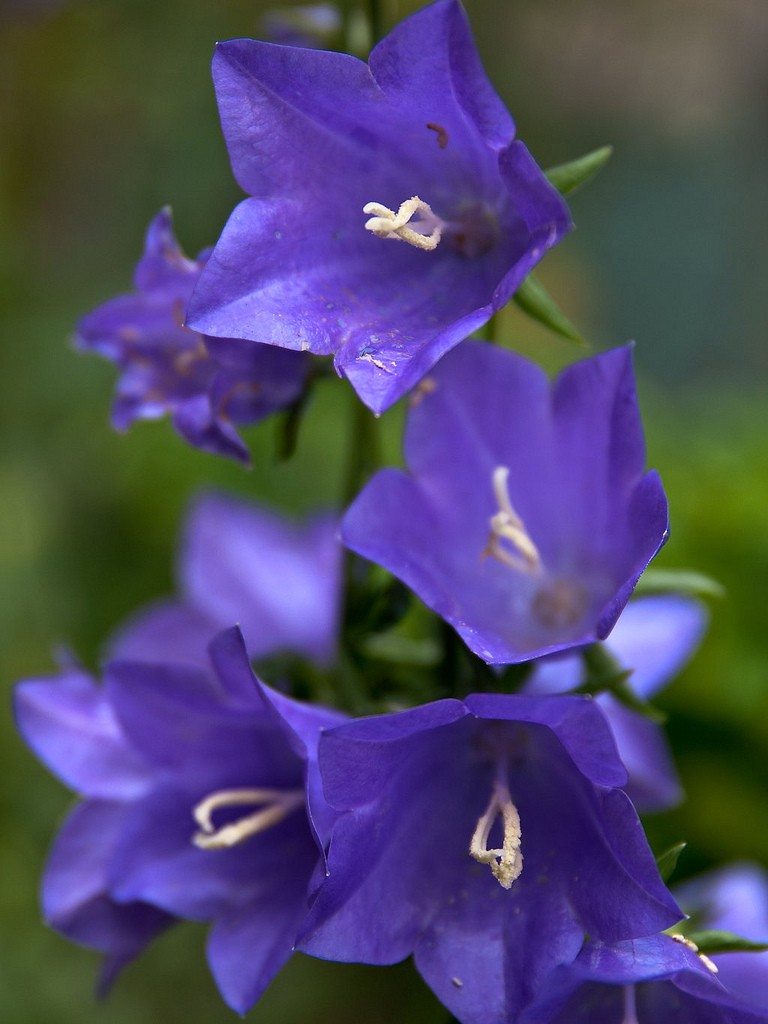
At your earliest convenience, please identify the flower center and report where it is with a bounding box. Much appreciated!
[484,465,542,575]
[363,196,445,251]
[469,771,523,889]
[622,985,639,1024]
[669,933,719,974]
[191,786,305,850]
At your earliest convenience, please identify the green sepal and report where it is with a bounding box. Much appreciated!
[656,841,687,882]
[635,568,726,601]
[545,145,613,196]
[513,273,585,346]
[686,930,768,955]
[578,643,667,723]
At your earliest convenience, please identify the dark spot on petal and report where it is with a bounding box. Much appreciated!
[426,122,449,149]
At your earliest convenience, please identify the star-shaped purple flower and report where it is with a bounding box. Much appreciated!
[187,0,571,414]
[518,934,768,1023]
[77,208,309,463]
[343,341,669,664]
[676,864,768,1010]
[523,595,708,810]
[110,491,342,669]
[14,629,344,1012]
[300,693,681,1024]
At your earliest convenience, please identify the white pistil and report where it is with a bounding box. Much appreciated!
[622,985,640,1024]
[363,196,444,251]
[484,465,542,575]
[670,933,719,974]
[469,774,523,890]
[192,786,304,851]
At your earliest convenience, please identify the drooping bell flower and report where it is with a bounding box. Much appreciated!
[518,934,768,1024]
[299,693,681,1024]
[14,628,344,1013]
[77,208,309,463]
[110,491,342,669]
[342,341,669,664]
[675,864,768,1010]
[523,594,708,810]
[186,0,571,414]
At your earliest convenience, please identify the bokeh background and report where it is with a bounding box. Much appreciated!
[1,0,767,1020]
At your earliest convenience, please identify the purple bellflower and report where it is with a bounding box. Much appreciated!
[110,491,342,669]
[14,628,344,1013]
[676,864,768,1010]
[77,208,309,463]
[186,0,571,414]
[523,594,708,811]
[299,693,682,1024]
[518,933,768,1024]
[342,341,669,664]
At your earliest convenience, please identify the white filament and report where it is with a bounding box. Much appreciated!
[192,786,304,850]
[363,196,443,251]
[622,985,639,1024]
[484,466,542,574]
[469,774,523,890]
[670,933,719,974]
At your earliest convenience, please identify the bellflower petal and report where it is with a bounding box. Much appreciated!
[519,934,768,1024]
[110,491,342,669]
[343,342,668,664]
[14,668,151,800]
[76,208,309,461]
[187,0,571,413]
[15,627,343,1013]
[300,694,681,1024]
[42,801,173,990]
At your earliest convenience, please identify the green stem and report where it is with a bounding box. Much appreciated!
[368,0,383,44]
[342,394,381,506]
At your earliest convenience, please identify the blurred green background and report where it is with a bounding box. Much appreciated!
[1,0,767,1020]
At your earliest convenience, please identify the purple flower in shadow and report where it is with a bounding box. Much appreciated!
[518,934,768,1024]
[343,342,669,664]
[187,0,570,413]
[14,629,344,1012]
[77,208,309,462]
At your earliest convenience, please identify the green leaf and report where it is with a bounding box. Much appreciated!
[635,568,726,601]
[360,632,441,667]
[656,841,687,882]
[545,145,614,196]
[513,273,585,345]
[686,930,768,955]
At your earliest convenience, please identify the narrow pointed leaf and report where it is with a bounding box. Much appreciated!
[656,841,687,882]
[635,568,725,601]
[686,930,768,955]
[513,273,585,345]
[545,145,614,196]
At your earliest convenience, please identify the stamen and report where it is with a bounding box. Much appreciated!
[670,933,719,974]
[622,985,639,1024]
[363,196,444,251]
[191,786,304,851]
[469,773,523,889]
[483,466,542,575]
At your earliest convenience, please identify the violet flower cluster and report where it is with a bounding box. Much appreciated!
[15,2,768,1022]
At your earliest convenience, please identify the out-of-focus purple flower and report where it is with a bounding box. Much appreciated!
[187,0,570,414]
[300,693,681,1024]
[676,864,768,1010]
[110,491,342,669]
[343,342,668,664]
[518,934,768,1024]
[524,595,708,811]
[261,3,342,48]
[76,208,309,463]
[15,629,344,1013]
